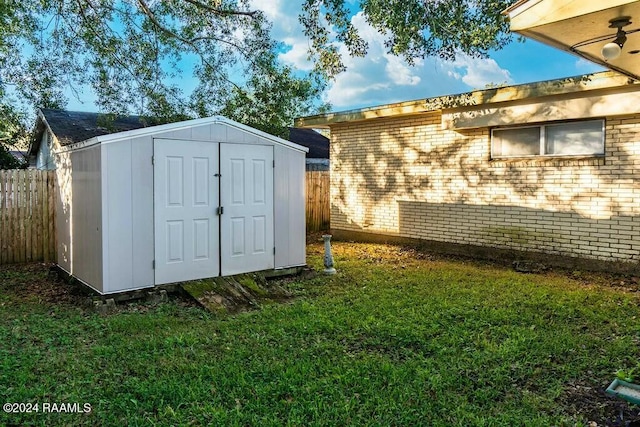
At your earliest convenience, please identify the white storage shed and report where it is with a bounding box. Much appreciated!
[39,113,307,294]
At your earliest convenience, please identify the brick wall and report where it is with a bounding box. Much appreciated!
[330,113,640,263]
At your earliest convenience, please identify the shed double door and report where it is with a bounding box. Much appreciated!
[154,139,274,285]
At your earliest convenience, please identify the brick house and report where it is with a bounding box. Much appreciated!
[295,71,640,272]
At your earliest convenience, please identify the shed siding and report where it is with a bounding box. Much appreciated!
[102,140,135,292]
[101,137,155,293]
[130,136,155,288]
[71,146,103,292]
[330,113,640,264]
[274,146,306,268]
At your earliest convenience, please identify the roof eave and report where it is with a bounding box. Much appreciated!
[28,109,54,156]
[295,71,633,128]
[54,115,309,154]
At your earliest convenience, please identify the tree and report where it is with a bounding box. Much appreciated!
[0,0,515,141]
[0,0,327,138]
[301,0,514,77]
[0,145,26,169]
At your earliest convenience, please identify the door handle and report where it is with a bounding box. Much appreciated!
[216,206,224,215]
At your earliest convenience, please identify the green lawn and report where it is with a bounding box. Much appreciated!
[1,241,640,426]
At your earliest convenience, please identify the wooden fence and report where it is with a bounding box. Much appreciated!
[0,169,56,265]
[306,170,330,231]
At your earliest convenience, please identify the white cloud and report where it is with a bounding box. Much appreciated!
[279,37,314,71]
[249,0,298,34]
[323,12,514,108]
[449,54,513,89]
[249,3,515,110]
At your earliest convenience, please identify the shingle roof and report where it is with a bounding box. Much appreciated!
[34,109,322,157]
[40,109,165,146]
[288,128,329,159]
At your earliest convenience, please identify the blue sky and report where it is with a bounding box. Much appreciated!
[67,1,606,114]
[265,0,606,112]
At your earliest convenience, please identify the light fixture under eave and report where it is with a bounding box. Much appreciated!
[602,17,632,61]
[602,42,622,60]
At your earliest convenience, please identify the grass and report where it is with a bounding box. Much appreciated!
[1,241,640,426]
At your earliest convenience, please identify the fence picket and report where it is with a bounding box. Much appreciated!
[0,172,6,264]
[0,170,56,265]
[305,170,330,231]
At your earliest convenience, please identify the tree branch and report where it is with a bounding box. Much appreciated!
[181,0,258,18]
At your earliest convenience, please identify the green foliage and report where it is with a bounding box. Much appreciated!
[0,1,519,137]
[2,243,640,425]
[0,0,511,135]
[0,102,28,168]
[0,0,326,135]
[0,144,26,169]
[617,363,640,383]
[301,0,514,77]
[216,52,330,138]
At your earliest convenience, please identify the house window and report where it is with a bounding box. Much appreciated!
[491,120,604,158]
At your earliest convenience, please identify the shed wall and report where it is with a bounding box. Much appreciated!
[99,121,306,293]
[274,146,306,268]
[330,113,640,265]
[71,146,103,292]
[101,137,154,293]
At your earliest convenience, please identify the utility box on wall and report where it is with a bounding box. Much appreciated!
[46,115,307,294]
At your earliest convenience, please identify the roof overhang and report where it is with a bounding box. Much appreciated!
[28,110,56,156]
[55,115,308,154]
[295,71,637,128]
[504,0,640,81]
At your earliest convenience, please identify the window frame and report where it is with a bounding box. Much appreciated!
[490,119,605,159]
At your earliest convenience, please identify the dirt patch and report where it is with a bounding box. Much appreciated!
[0,263,90,306]
[561,381,640,426]
[0,263,199,313]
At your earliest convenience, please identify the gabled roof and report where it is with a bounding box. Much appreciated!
[287,128,329,159]
[29,109,168,155]
[39,108,166,146]
[30,109,309,155]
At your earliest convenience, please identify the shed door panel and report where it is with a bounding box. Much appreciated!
[154,139,219,285]
[220,143,274,275]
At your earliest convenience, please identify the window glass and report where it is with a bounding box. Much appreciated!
[492,127,540,157]
[545,121,603,155]
[491,120,605,158]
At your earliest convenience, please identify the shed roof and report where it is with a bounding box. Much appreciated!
[31,109,309,155]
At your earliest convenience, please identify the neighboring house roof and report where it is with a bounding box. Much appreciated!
[287,127,329,159]
[9,150,27,162]
[295,71,639,129]
[29,108,166,156]
[40,109,165,147]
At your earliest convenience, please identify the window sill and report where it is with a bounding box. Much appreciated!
[489,155,605,168]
